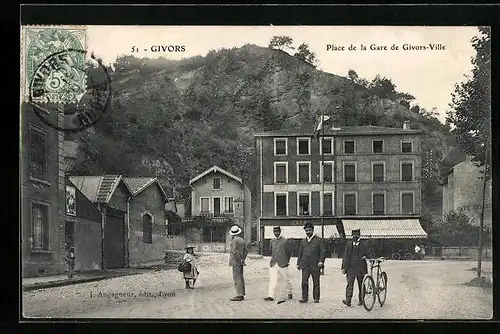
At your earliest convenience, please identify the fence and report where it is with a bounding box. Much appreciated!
[430,246,492,259]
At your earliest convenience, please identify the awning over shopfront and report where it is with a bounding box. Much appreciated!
[342,219,427,239]
[264,225,340,239]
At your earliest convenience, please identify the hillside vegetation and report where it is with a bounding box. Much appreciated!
[70,44,455,219]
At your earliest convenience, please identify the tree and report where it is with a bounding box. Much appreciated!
[294,43,317,66]
[348,69,359,82]
[368,75,397,100]
[447,26,491,167]
[268,36,295,52]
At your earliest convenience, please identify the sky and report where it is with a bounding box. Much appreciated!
[87,26,480,123]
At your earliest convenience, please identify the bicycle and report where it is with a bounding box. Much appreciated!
[361,257,388,311]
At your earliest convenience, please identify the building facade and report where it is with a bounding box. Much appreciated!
[21,102,66,277]
[441,157,492,228]
[70,175,170,268]
[182,166,252,253]
[254,123,428,256]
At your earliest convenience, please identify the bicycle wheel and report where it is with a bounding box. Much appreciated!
[391,252,400,260]
[377,271,388,306]
[362,275,376,311]
[405,253,413,260]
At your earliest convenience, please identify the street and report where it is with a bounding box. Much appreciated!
[22,256,493,319]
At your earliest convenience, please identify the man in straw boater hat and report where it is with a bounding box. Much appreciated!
[264,226,293,304]
[296,222,326,303]
[228,225,248,301]
[341,228,368,307]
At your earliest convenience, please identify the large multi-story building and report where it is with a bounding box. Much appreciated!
[254,122,428,256]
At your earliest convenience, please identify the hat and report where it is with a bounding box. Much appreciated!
[185,246,194,249]
[352,229,360,235]
[303,222,314,230]
[273,226,281,230]
[229,225,242,236]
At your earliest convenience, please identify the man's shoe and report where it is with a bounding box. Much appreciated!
[230,296,244,301]
[299,299,308,303]
[288,293,293,299]
[263,297,274,301]
[342,300,351,307]
[277,300,286,304]
[358,300,363,306]
[313,300,319,303]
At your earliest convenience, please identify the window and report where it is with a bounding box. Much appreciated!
[344,140,355,154]
[373,140,384,153]
[320,137,333,155]
[142,214,153,244]
[275,193,288,216]
[401,192,414,214]
[372,193,385,215]
[32,202,49,250]
[297,162,311,183]
[202,226,226,243]
[297,138,311,155]
[30,127,48,180]
[401,162,414,181]
[298,192,311,216]
[343,162,356,182]
[65,221,74,248]
[274,138,287,155]
[320,162,334,183]
[213,197,221,216]
[213,177,221,190]
[401,140,413,153]
[200,197,210,214]
[274,162,288,184]
[372,162,385,182]
[344,193,357,216]
[224,196,234,213]
[322,192,334,216]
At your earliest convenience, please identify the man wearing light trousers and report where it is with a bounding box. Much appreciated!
[264,226,293,304]
[229,225,248,301]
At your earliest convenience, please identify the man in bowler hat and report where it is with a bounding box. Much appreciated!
[228,225,248,301]
[297,222,326,303]
[341,229,368,306]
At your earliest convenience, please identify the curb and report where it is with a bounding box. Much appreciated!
[23,272,144,292]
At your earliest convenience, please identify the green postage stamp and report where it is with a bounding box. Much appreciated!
[21,26,88,103]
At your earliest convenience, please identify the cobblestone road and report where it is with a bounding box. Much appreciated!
[23,256,492,320]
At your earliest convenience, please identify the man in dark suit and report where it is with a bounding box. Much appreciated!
[264,226,293,304]
[229,225,248,301]
[297,222,326,303]
[341,229,368,306]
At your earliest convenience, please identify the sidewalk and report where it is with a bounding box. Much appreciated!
[22,251,263,291]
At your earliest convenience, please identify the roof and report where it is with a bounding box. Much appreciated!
[253,125,423,137]
[189,165,242,185]
[342,219,428,239]
[122,177,168,200]
[70,175,124,203]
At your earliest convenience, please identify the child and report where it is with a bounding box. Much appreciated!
[65,246,75,279]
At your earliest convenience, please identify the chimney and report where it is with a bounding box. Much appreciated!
[403,120,410,130]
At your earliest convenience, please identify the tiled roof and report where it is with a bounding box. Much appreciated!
[122,177,168,199]
[342,219,427,239]
[254,125,422,137]
[69,175,123,203]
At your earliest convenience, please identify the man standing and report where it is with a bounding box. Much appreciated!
[341,229,368,306]
[297,222,326,303]
[229,225,248,301]
[264,226,293,304]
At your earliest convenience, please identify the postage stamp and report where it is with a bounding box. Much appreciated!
[22,26,87,103]
[21,26,112,132]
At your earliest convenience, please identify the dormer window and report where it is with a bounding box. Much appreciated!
[213,177,221,190]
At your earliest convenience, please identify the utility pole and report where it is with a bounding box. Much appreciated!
[477,143,489,279]
[320,109,325,276]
